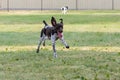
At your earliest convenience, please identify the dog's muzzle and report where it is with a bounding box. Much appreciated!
[57,31,63,38]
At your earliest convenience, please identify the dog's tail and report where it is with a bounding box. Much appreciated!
[59,18,63,24]
[43,20,48,26]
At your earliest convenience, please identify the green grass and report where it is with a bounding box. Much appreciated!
[0,10,120,80]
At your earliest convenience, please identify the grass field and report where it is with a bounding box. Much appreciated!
[0,10,120,80]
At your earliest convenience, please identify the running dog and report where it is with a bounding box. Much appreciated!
[36,17,69,58]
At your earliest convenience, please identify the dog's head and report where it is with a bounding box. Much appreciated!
[51,17,63,38]
[65,6,68,9]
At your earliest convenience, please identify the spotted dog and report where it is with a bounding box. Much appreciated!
[61,6,68,14]
[36,17,69,58]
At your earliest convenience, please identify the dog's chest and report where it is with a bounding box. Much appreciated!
[45,33,59,40]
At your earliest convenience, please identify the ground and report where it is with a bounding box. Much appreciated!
[0,10,120,80]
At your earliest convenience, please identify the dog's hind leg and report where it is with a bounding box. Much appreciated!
[36,29,45,53]
[43,40,45,46]
[36,36,44,53]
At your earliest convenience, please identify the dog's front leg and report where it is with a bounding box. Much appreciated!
[51,34,57,58]
[60,36,69,49]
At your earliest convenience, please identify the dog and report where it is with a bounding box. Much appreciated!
[61,6,68,14]
[36,17,69,58]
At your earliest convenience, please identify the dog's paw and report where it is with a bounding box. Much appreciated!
[36,49,39,53]
[66,46,69,49]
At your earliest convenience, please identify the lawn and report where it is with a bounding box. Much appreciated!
[0,10,120,80]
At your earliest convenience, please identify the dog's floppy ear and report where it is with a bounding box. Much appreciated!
[51,17,57,27]
[59,18,63,24]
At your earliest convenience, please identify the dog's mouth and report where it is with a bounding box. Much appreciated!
[57,31,62,38]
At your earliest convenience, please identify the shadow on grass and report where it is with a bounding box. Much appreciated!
[0,31,120,47]
[0,15,120,25]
